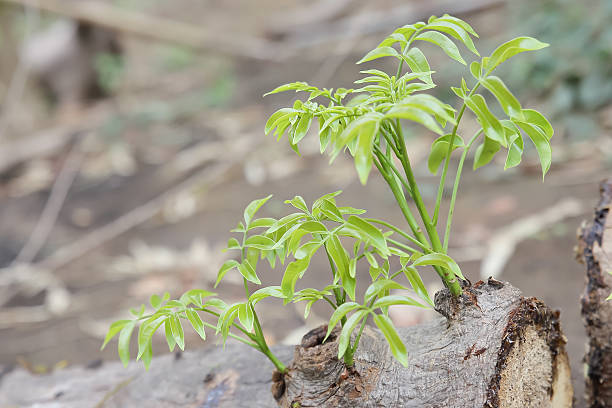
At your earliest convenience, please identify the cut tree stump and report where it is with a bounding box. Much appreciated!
[0,280,572,407]
[277,279,573,407]
[577,178,612,408]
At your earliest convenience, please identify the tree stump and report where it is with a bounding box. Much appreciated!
[577,178,612,407]
[276,279,573,408]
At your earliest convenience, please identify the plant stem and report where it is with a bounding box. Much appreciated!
[387,237,420,254]
[323,296,338,310]
[391,120,462,297]
[374,155,429,247]
[200,321,259,348]
[431,83,481,226]
[261,347,287,373]
[373,145,412,193]
[443,129,482,251]
[365,217,431,251]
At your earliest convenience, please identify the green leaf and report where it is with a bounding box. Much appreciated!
[426,21,479,55]
[354,119,379,185]
[138,316,165,360]
[292,113,313,145]
[480,76,522,118]
[238,303,255,332]
[337,309,369,359]
[373,294,427,309]
[473,137,501,170]
[469,61,481,80]
[402,266,434,307]
[501,120,524,169]
[286,196,309,213]
[217,304,240,344]
[264,82,314,96]
[465,94,505,146]
[378,32,408,48]
[265,108,295,134]
[118,321,136,367]
[149,294,162,309]
[373,314,408,367]
[513,120,552,177]
[398,94,456,125]
[427,133,465,174]
[226,237,241,250]
[180,289,217,307]
[357,46,401,64]
[295,240,323,260]
[346,216,390,256]
[238,259,261,284]
[245,235,276,250]
[249,286,285,304]
[315,199,345,223]
[327,235,350,282]
[360,69,390,79]
[412,252,464,280]
[248,218,276,230]
[385,106,444,135]
[349,258,357,279]
[325,302,361,341]
[215,259,240,287]
[169,315,185,351]
[486,36,549,72]
[415,31,466,65]
[331,113,382,162]
[267,213,307,234]
[185,309,206,340]
[140,342,153,370]
[402,48,432,83]
[244,195,272,227]
[101,319,131,350]
[280,257,310,298]
[521,109,553,140]
[364,279,407,304]
[164,319,176,352]
[438,14,478,37]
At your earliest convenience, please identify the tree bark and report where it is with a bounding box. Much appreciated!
[276,279,573,408]
[577,178,612,408]
[0,281,573,407]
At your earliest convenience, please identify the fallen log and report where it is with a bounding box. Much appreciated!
[577,178,612,407]
[0,280,573,407]
[278,279,573,407]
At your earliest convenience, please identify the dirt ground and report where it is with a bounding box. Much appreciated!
[0,1,610,407]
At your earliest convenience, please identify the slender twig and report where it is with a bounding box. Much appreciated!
[432,83,481,225]
[12,139,84,265]
[443,130,482,251]
[364,217,430,251]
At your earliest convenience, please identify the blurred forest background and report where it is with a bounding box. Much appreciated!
[0,0,611,404]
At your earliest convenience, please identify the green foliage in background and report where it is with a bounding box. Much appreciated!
[105,14,553,372]
[507,0,612,138]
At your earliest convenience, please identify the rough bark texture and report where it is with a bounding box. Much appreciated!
[0,281,572,407]
[277,279,573,408]
[0,345,293,407]
[577,178,612,408]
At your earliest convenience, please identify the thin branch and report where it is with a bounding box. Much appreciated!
[12,138,84,265]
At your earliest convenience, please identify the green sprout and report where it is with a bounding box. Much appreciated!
[104,14,553,372]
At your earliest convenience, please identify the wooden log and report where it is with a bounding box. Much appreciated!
[277,280,573,407]
[0,345,294,407]
[0,281,572,407]
[577,178,612,407]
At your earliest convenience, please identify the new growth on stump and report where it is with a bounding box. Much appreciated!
[103,14,568,407]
